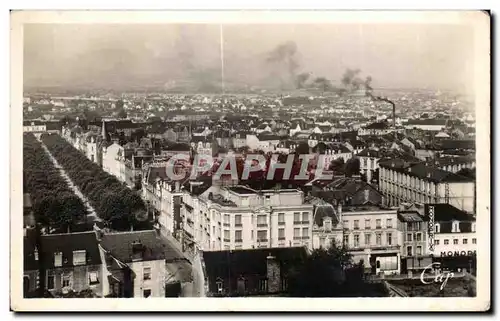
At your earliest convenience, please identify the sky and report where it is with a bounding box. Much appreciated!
[23,23,475,93]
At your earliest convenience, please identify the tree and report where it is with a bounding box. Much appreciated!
[288,240,355,297]
[295,142,310,155]
[329,158,345,173]
[344,157,360,177]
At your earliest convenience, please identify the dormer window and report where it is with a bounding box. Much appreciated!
[73,250,86,266]
[54,252,63,267]
[324,218,332,231]
[452,221,460,233]
[434,223,440,233]
[34,249,39,261]
[472,222,476,232]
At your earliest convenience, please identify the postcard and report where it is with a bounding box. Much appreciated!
[10,10,490,312]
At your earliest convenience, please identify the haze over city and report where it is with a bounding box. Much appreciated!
[24,23,475,95]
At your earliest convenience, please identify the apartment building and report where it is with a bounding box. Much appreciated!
[424,204,476,272]
[40,231,103,297]
[378,159,475,213]
[397,211,432,275]
[340,205,402,275]
[102,142,126,183]
[98,230,169,298]
[311,202,343,249]
[181,185,314,252]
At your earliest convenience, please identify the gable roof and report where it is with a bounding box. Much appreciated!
[423,203,475,222]
[40,231,102,269]
[203,247,308,279]
[100,230,171,263]
[313,205,339,227]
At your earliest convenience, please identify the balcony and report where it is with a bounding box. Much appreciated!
[235,239,243,243]
[302,236,310,240]
[235,223,242,227]
[293,236,301,240]
[293,221,301,225]
[223,223,230,227]
[301,221,310,225]
[257,239,269,243]
[376,226,382,229]
[278,222,285,226]
[278,237,286,240]
[257,224,268,228]
[223,238,230,242]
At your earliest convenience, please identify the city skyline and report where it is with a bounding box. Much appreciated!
[24,23,475,94]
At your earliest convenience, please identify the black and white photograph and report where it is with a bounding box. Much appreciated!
[10,10,490,311]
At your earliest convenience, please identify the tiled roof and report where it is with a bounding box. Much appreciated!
[40,231,102,269]
[313,205,339,227]
[379,161,474,183]
[203,247,308,279]
[100,230,169,263]
[424,203,475,222]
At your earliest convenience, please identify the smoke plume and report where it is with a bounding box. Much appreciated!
[266,41,300,88]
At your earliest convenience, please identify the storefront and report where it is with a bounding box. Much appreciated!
[432,250,477,273]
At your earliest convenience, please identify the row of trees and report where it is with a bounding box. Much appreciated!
[41,133,148,231]
[23,133,88,232]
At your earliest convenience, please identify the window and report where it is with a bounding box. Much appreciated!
[235,215,242,227]
[143,267,151,280]
[416,233,422,242]
[54,252,62,267]
[376,219,382,229]
[34,249,38,261]
[416,246,422,256]
[293,228,300,239]
[453,239,459,245]
[259,279,268,292]
[365,219,371,229]
[88,271,99,285]
[251,230,254,240]
[324,218,332,231]
[376,233,382,245]
[463,238,468,245]
[386,219,393,229]
[73,250,86,266]
[434,239,440,245]
[435,223,440,233]
[302,228,309,239]
[278,213,285,225]
[47,274,55,290]
[387,233,393,245]
[320,237,326,247]
[343,234,349,245]
[365,233,372,245]
[62,274,71,288]
[257,230,268,242]
[354,220,360,230]
[444,239,449,245]
[472,238,477,244]
[257,215,267,227]
[278,228,285,240]
[407,233,413,242]
[223,214,230,226]
[143,289,152,298]
[343,220,349,230]
[302,212,309,223]
[224,230,230,241]
[472,223,476,232]
[407,246,413,256]
[235,230,242,242]
[353,234,360,247]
